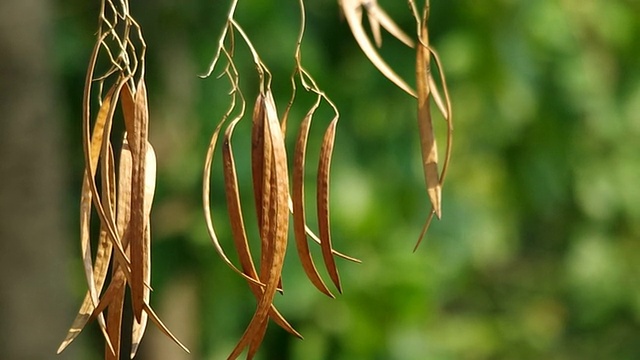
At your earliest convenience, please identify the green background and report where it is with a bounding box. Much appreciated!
[17,0,640,359]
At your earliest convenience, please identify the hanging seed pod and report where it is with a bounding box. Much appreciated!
[292,101,335,298]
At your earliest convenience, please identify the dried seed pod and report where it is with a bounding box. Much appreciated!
[413,4,454,250]
[224,104,300,337]
[227,90,290,359]
[292,102,335,298]
[121,79,150,322]
[340,0,416,96]
[416,21,442,220]
[317,118,342,293]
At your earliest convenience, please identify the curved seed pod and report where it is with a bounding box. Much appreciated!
[429,75,448,120]
[57,131,115,354]
[58,84,119,355]
[130,225,151,358]
[414,6,456,251]
[82,72,131,279]
[365,1,383,47]
[130,142,156,358]
[247,317,269,360]
[57,229,115,354]
[416,21,441,220]
[227,90,290,359]
[362,0,414,48]
[292,103,334,298]
[80,269,128,343]
[262,159,283,295]
[225,108,300,338]
[124,83,187,353]
[84,84,122,291]
[104,266,126,360]
[340,0,416,97]
[105,138,189,352]
[117,138,133,244]
[104,137,134,359]
[123,78,150,322]
[79,34,132,288]
[202,117,266,288]
[248,160,281,359]
[250,93,269,226]
[249,93,283,294]
[227,109,282,293]
[317,118,342,293]
[223,118,261,283]
[103,143,119,358]
[428,47,454,187]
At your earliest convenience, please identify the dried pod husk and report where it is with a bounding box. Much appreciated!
[317,118,342,293]
[227,90,290,359]
[292,103,335,298]
[416,22,442,220]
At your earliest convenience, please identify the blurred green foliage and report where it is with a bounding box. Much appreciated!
[54,0,640,359]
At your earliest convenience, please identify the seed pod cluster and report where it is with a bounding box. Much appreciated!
[203,84,360,359]
[58,2,187,359]
[201,2,362,357]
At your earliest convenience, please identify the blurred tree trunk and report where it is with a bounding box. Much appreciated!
[0,0,80,359]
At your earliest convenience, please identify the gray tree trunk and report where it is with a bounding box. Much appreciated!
[0,0,83,359]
